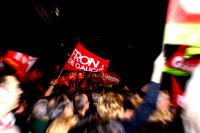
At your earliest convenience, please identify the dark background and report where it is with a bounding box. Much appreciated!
[1,0,168,90]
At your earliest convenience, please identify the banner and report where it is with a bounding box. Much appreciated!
[164,45,200,76]
[92,72,121,85]
[3,50,38,74]
[64,42,110,72]
[163,0,200,47]
[102,72,121,85]
[171,76,183,107]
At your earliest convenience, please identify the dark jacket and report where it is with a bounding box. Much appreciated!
[121,81,160,133]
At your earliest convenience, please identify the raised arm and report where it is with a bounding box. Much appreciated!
[44,79,58,97]
[122,51,166,133]
[151,51,165,83]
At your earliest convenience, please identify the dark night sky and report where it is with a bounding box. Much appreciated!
[1,0,168,90]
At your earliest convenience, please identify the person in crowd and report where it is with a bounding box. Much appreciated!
[0,74,23,133]
[140,90,176,133]
[148,90,174,123]
[31,93,71,133]
[31,98,49,133]
[14,99,31,133]
[45,94,78,133]
[73,93,90,118]
[120,51,165,133]
[91,91,102,108]
[181,63,200,133]
[68,92,97,133]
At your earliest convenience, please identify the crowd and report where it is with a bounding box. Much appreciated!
[0,51,199,133]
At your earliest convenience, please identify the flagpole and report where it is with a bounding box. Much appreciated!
[75,71,78,89]
[56,66,64,80]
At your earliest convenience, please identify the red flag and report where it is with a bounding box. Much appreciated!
[165,45,200,74]
[163,0,200,47]
[64,42,110,72]
[102,72,121,85]
[3,50,38,75]
[92,72,121,85]
[171,76,183,107]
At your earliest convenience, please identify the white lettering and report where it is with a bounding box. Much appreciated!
[68,58,75,66]
[89,58,100,68]
[75,63,80,69]
[172,56,183,68]
[72,49,82,61]
[71,49,100,68]
[172,56,194,72]
[79,56,90,65]
[80,65,86,71]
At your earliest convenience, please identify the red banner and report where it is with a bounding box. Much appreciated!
[171,76,183,107]
[92,72,120,85]
[165,45,200,73]
[64,42,110,72]
[163,0,200,47]
[3,50,38,73]
[166,0,200,23]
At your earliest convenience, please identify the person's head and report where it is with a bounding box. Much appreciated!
[97,92,124,120]
[156,90,171,111]
[73,93,90,117]
[91,92,101,107]
[48,94,73,120]
[46,115,78,133]
[32,99,49,119]
[128,93,143,109]
[63,98,74,118]
[0,75,23,117]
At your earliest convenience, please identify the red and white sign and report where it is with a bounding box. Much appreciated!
[3,50,38,73]
[64,42,110,72]
[102,72,121,85]
[171,76,183,107]
[92,72,121,85]
[165,46,200,72]
[163,0,200,47]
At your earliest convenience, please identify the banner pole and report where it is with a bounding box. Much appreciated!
[56,66,64,80]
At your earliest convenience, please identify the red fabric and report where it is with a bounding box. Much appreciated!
[171,76,183,107]
[166,0,200,23]
[3,50,37,77]
[78,72,85,80]
[165,45,199,72]
[102,72,121,85]
[92,72,120,85]
[64,42,110,72]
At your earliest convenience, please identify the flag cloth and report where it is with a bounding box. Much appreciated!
[164,45,200,76]
[163,0,200,47]
[185,46,200,58]
[3,50,38,74]
[64,42,110,72]
[92,71,121,85]
[102,72,121,85]
[171,76,183,107]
